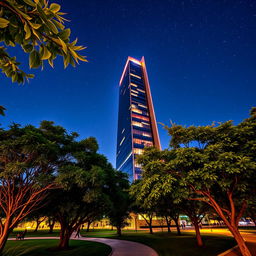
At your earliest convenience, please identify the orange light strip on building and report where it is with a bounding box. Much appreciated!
[130,58,142,66]
[132,113,150,121]
[140,56,161,150]
[119,57,142,85]
[131,108,142,114]
[130,73,141,79]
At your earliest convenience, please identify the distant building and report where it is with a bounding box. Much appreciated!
[116,57,161,181]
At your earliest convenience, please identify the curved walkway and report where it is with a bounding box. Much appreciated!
[76,237,158,256]
[8,236,158,256]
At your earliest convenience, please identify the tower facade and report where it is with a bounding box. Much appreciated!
[116,57,161,181]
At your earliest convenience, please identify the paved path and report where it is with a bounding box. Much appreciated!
[76,237,158,256]
[9,236,158,256]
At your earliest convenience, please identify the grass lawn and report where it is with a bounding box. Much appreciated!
[82,229,237,256]
[4,239,111,256]
[10,230,60,238]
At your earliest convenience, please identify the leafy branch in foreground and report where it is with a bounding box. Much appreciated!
[0,0,87,83]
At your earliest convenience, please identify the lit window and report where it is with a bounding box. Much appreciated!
[133,129,152,137]
[122,128,125,134]
[134,148,144,155]
[144,141,153,147]
[132,108,142,114]
[130,83,138,87]
[130,73,141,79]
[134,162,141,168]
[132,113,150,121]
[133,138,141,144]
[130,59,141,65]
[137,89,145,93]
[142,132,151,137]
[131,93,138,97]
[132,121,143,127]
[131,89,138,94]
[138,104,147,109]
[133,139,153,147]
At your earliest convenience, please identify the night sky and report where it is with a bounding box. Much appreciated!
[1,0,255,166]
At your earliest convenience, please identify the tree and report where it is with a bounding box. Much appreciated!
[130,179,159,234]
[156,197,181,235]
[107,171,131,236]
[0,120,80,252]
[0,0,86,84]
[51,137,114,250]
[159,108,256,256]
[0,123,56,252]
[134,147,209,246]
[47,216,56,234]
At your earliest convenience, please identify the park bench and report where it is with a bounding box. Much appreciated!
[16,230,27,240]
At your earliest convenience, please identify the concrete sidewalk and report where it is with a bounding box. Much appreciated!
[77,237,158,256]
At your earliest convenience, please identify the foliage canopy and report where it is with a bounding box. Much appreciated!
[0,0,86,83]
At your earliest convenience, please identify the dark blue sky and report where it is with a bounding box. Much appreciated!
[1,0,255,166]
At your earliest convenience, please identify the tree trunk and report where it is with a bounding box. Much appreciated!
[149,225,153,234]
[229,225,252,256]
[165,216,171,233]
[116,226,122,236]
[0,230,10,254]
[0,219,12,254]
[86,221,91,232]
[48,219,55,234]
[145,218,153,234]
[148,218,153,234]
[193,222,203,247]
[58,223,72,250]
[0,233,9,254]
[174,218,181,235]
[58,232,71,250]
[34,219,40,232]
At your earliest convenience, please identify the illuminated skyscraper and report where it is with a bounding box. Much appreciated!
[116,57,161,181]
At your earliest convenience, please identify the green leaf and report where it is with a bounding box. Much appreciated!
[30,22,42,30]
[29,50,41,68]
[0,18,9,28]
[22,0,36,7]
[15,33,23,44]
[52,19,65,31]
[26,73,35,79]
[24,22,31,40]
[58,37,68,54]
[63,53,70,68]
[12,73,18,83]
[47,20,58,34]
[22,44,33,53]
[58,28,71,41]
[50,3,61,13]
[41,45,51,60]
